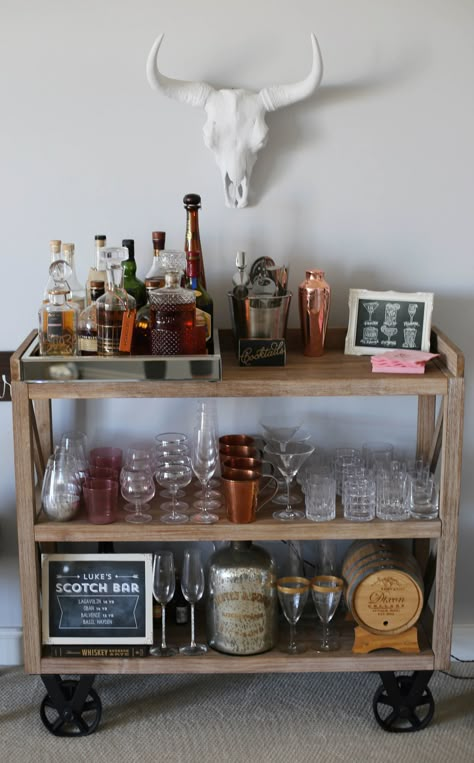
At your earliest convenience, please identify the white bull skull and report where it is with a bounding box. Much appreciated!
[146,34,323,208]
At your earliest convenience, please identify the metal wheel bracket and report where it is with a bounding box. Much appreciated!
[373,670,435,732]
[40,674,102,737]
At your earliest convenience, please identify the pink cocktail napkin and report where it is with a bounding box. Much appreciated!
[371,350,440,374]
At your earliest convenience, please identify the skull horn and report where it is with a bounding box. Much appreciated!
[146,33,215,108]
[259,33,323,112]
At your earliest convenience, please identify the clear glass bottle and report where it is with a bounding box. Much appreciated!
[42,239,62,303]
[39,261,79,356]
[149,250,200,355]
[78,280,106,355]
[96,253,136,357]
[146,231,167,282]
[61,242,86,310]
[122,238,147,310]
[183,193,206,288]
[85,234,107,305]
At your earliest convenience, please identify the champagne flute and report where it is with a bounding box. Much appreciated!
[191,418,220,524]
[179,548,208,655]
[277,577,310,654]
[150,551,178,657]
[311,575,344,652]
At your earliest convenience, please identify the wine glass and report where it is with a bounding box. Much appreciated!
[264,441,314,521]
[120,466,155,523]
[179,548,208,655]
[277,577,310,654]
[150,551,178,657]
[60,430,89,482]
[155,459,192,524]
[191,419,220,524]
[311,575,344,652]
[123,441,155,473]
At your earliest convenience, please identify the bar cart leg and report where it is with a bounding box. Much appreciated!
[372,671,435,732]
[40,675,102,736]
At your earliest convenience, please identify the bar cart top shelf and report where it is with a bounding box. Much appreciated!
[10,326,464,401]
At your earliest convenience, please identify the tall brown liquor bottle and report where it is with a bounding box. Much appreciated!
[183,194,206,289]
[185,250,214,354]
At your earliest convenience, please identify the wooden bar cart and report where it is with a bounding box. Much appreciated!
[10,327,464,735]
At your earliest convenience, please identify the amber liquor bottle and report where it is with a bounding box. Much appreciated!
[185,250,214,354]
[183,193,207,289]
[78,280,106,355]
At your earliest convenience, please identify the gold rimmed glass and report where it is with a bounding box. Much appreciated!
[311,575,344,652]
[277,576,310,654]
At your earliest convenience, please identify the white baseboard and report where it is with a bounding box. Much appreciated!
[451,625,474,661]
[0,627,23,666]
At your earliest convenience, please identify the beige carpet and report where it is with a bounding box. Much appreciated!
[0,665,473,762]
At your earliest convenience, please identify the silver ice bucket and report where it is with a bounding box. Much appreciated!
[227,292,292,342]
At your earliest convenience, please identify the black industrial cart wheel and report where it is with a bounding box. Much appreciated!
[40,675,102,736]
[373,671,435,732]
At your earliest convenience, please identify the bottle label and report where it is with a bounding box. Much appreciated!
[119,309,136,353]
[78,334,97,354]
[176,606,188,624]
[196,307,211,342]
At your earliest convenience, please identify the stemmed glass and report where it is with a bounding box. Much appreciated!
[155,459,192,524]
[264,441,314,521]
[267,429,312,506]
[277,577,310,654]
[311,575,344,652]
[150,551,178,657]
[260,416,303,453]
[120,466,155,523]
[155,433,189,498]
[179,548,208,655]
[191,413,220,524]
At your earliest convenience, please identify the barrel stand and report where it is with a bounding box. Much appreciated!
[373,671,435,732]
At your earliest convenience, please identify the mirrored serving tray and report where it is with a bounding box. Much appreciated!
[20,331,221,383]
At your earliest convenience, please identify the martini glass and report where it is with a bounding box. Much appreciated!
[264,441,314,521]
[260,416,303,452]
[266,429,312,506]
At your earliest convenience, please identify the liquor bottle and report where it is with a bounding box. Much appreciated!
[85,234,107,305]
[42,240,62,302]
[122,239,147,309]
[95,247,136,356]
[146,231,167,282]
[183,193,206,288]
[61,243,86,310]
[132,277,162,355]
[77,280,106,355]
[148,250,204,355]
[39,261,79,356]
[185,249,214,353]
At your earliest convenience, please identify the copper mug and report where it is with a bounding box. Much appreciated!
[219,434,255,448]
[221,457,264,478]
[222,473,279,523]
[219,444,260,462]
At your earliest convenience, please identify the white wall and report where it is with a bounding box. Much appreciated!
[0,0,473,662]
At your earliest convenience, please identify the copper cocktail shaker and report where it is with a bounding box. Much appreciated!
[298,269,331,356]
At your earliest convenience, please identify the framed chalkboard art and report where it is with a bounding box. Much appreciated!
[42,553,153,645]
[345,289,434,356]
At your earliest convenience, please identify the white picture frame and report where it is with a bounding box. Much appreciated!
[344,289,434,356]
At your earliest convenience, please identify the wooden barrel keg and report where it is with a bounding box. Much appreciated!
[342,540,424,635]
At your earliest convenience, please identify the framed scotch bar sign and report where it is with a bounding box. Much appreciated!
[41,553,153,645]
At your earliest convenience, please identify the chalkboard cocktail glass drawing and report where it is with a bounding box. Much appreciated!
[311,575,344,652]
[277,577,310,654]
[179,548,208,655]
[263,441,314,521]
[120,466,155,524]
[155,458,192,524]
[150,551,178,657]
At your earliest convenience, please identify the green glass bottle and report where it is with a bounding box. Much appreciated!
[122,239,147,309]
